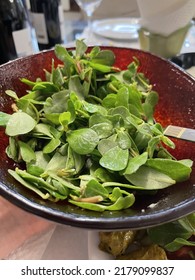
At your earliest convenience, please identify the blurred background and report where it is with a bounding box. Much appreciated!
[0,0,194,63]
[56,0,141,43]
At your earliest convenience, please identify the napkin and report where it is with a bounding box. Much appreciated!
[136,0,195,35]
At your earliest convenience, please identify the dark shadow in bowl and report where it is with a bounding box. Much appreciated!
[0,47,195,230]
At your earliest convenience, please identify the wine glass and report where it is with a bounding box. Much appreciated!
[75,0,103,36]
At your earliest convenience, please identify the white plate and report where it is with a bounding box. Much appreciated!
[92,18,140,40]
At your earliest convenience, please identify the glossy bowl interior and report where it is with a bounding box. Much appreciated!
[0,47,195,230]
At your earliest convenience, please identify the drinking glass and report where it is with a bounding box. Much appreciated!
[75,0,103,34]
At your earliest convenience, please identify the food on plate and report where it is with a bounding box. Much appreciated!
[99,213,195,259]
[99,230,137,256]
[117,244,167,260]
[0,40,193,212]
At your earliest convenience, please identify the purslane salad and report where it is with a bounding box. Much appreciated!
[0,40,194,259]
[0,40,193,212]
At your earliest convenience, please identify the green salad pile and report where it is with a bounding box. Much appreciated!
[0,40,193,212]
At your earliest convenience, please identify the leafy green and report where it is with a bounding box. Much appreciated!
[0,40,193,212]
[67,128,99,155]
[0,112,11,126]
[125,166,176,190]
[5,111,36,136]
[100,146,129,171]
[148,214,195,253]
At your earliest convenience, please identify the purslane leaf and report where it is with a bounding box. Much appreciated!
[124,152,148,175]
[5,111,36,136]
[146,158,193,182]
[67,128,99,155]
[100,146,129,171]
[125,165,176,189]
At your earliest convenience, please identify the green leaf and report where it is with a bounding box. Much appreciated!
[98,134,117,155]
[0,112,10,126]
[134,123,152,150]
[43,138,61,154]
[15,168,57,191]
[125,165,176,189]
[44,90,69,114]
[185,213,195,230]
[147,136,161,158]
[179,159,193,168]
[100,146,129,171]
[27,151,50,176]
[161,135,175,149]
[54,44,74,64]
[69,76,85,100]
[115,86,129,108]
[116,130,131,150]
[109,106,131,122]
[103,181,143,190]
[145,90,159,108]
[52,67,65,88]
[6,137,19,161]
[147,219,194,252]
[69,191,135,212]
[102,94,117,109]
[12,168,68,201]
[128,84,143,113]
[8,169,50,199]
[67,128,99,155]
[18,141,36,163]
[143,90,158,122]
[106,194,135,211]
[165,238,195,252]
[68,199,107,212]
[33,123,54,139]
[82,101,107,115]
[5,111,36,136]
[94,167,117,183]
[20,78,36,87]
[54,45,75,77]
[75,39,88,57]
[51,179,69,197]
[146,158,193,182]
[89,114,113,139]
[68,146,84,174]
[87,61,117,73]
[59,111,72,130]
[151,123,164,136]
[90,122,113,139]
[47,171,80,191]
[5,90,19,100]
[32,81,59,93]
[91,50,115,66]
[17,99,39,121]
[44,151,68,173]
[109,187,122,202]
[124,152,148,175]
[84,179,109,198]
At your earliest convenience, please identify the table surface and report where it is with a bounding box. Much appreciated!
[0,18,195,260]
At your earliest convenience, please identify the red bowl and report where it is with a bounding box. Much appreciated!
[0,47,194,230]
